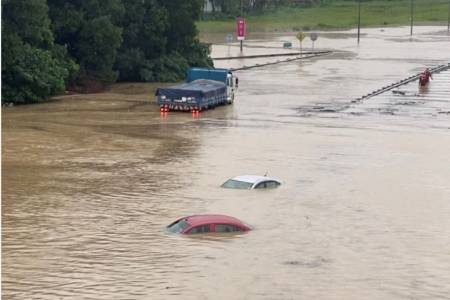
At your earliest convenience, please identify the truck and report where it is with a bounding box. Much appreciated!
[155,68,237,112]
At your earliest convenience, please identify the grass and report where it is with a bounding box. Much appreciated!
[197,0,450,33]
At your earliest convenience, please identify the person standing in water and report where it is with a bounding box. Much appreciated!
[419,68,432,87]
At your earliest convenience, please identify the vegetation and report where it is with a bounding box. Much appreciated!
[198,0,450,32]
[3,0,449,104]
[2,0,77,104]
[2,0,212,105]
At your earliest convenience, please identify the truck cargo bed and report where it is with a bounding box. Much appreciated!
[156,79,228,112]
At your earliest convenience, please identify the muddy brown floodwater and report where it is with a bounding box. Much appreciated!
[2,26,450,299]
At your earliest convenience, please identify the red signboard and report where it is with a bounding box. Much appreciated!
[236,18,246,41]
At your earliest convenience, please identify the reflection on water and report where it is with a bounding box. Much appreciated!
[3,26,450,299]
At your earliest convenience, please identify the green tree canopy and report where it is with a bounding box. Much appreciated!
[48,0,124,87]
[2,0,76,104]
[2,0,213,104]
[115,0,168,81]
[116,0,212,82]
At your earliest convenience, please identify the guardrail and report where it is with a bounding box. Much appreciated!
[213,50,331,61]
[351,63,450,103]
[229,51,332,71]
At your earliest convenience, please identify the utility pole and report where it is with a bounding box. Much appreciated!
[357,0,361,44]
[447,0,450,33]
[410,0,414,36]
[240,0,243,52]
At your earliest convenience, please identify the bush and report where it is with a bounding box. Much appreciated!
[2,33,69,104]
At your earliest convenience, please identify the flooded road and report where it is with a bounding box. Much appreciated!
[2,26,450,299]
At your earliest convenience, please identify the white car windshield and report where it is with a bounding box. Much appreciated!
[221,179,253,189]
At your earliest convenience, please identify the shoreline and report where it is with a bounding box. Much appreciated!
[3,25,448,107]
[198,21,450,34]
[197,0,450,34]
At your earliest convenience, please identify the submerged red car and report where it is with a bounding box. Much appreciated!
[167,214,251,234]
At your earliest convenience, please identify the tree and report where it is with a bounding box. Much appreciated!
[116,0,212,82]
[159,0,202,53]
[2,0,215,104]
[2,33,69,104]
[48,0,124,88]
[158,0,213,76]
[115,0,168,81]
[2,0,53,47]
[76,16,122,85]
[1,0,76,104]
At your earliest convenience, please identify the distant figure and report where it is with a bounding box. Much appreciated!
[419,68,432,87]
[235,77,239,88]
[392,90,406,95]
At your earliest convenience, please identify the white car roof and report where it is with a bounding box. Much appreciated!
[232,175,280,185]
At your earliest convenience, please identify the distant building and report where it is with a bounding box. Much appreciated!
[203,0,222,13]
[203,0,320,14]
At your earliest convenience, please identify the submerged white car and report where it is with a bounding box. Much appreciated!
[221,175,282,190]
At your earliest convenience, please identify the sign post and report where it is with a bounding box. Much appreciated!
[225,33,233,56]
[448,0,450,33]
[236,18,246,52]
[410,0,414,36]
[357,0,361,44]
[310,32,318,51]
[296,31,306,56]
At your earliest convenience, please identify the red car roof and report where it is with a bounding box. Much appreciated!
[182,214,248,228]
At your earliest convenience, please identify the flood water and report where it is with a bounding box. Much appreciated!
[2,26,450,299]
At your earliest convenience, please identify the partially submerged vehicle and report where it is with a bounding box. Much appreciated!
[221,175,282,190]
[167,214,251,234]
[283,42,292,49]
[156,68,237,112]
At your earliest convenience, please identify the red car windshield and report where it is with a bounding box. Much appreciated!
[167,219,189,233]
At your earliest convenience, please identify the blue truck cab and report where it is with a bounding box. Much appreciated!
[156,68,236,112]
